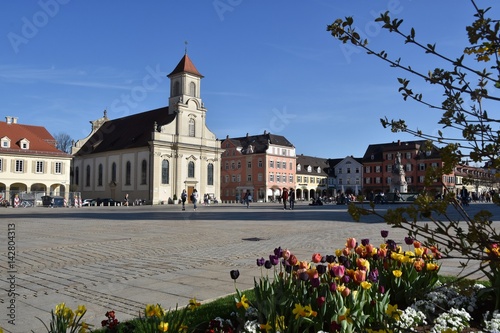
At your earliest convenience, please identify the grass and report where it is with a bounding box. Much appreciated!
[91,290,256,333]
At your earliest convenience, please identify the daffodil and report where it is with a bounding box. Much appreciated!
[145,304,163,318]
[386,304,401,321]
[338,307,353,323]
[158,321,169,332]
[236,294,250,310]
[292,303,305,319]
[188,298,201,310]
[75,304,86,317]
[79,322,90,333]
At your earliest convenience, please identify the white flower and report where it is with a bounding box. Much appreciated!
[243,320,259,333]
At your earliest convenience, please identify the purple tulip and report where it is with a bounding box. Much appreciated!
[329,282,337,292]
[325,255,336,263]
[256,257,265,267]
[264,260,272,269]
[317,264,327,275]
[230,270,240,280]
[381,230,389,238]
[368,268,379,282]
[404,236,414,245]
[342,275,350,284]
[274,247,283,257]
[269,255,279,266]
[299,271,309,281]
[311,277,320,288]
[379,285,385,294]
[386,239,397,251]
[361,238,370,246]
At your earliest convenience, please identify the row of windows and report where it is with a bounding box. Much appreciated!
[0,159,63,174]
[296,176,327,184]
[337,167,360,174]
[269,160,293,170]
[337,178,360,185]
[76,160,214,187]
[269,173,294,183]
[364,176,426,184]
[365,162,439,173]
[1,137,29,149]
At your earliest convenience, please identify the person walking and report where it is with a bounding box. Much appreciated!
[289,188,295,210]
[282,188,289,210]
[243,191,250,208]
[181,189,187,211]
[123,193,129,206]
[191,189,199,210]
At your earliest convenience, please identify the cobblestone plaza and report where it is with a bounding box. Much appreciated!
[0,202,498,332]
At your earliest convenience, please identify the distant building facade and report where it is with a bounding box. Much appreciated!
[220,132,296,202]
[71,54,221,204]
[327,156,363,196]
[295,154,329,201]
[362,140,454,196]
[0,116,71,203]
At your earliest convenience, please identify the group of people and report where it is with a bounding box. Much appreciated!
[280,187,296,210]
[181,189,199,211]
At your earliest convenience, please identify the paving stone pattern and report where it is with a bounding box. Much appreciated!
[0,202,498,332]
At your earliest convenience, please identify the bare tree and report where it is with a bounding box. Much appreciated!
[53,132,73,154]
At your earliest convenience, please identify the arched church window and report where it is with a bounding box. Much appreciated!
[173,81,180,96]
[189,119,195,137]
[189,82,196,97]
[111,162,117,182]
[141,159,147,185]
[207,163,214,185]
[188,161,195,178]
[162,160,169,184]
[98,164,103,186]
[85,165,90,187]
[125,161,131,185]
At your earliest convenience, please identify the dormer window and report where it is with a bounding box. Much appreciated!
[317,167,321,173]
[1,136,10,148]
[19,138,30,149]
[297,164,301,172]
[307,166,312,172]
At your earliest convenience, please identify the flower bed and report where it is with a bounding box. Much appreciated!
[18,231,499,333]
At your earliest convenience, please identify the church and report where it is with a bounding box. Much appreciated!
[71,53,221,204]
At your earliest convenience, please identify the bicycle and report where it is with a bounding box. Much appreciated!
[20,200,34,208]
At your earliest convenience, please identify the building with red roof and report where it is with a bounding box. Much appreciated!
[0,116,72,204]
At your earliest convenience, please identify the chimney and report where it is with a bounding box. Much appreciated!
[398,140,401,145]
[5,116,12,124]
[12,117,18,124]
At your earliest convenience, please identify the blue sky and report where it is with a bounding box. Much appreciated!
[1,1,497,158]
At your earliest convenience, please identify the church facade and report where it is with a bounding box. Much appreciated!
[71,54,221,204]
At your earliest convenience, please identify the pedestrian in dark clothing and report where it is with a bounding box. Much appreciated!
[282,188,289,210]
[289,188,295,210]
[181,189,187,211]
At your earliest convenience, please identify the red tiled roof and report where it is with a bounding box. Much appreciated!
[0,121,69,156]
[167,54,203,78]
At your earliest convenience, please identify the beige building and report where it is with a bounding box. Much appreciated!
[71,53,221,204]
[0,116,72,204]
[295,154,329,201]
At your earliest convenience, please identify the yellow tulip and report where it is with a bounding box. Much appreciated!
[392,270,403,278]
[361,281,372,290]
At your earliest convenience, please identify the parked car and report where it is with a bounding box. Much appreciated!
[96,198,118,206]
[82,199,96,206]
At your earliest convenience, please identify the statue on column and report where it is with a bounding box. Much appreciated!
[393,152,407,193]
